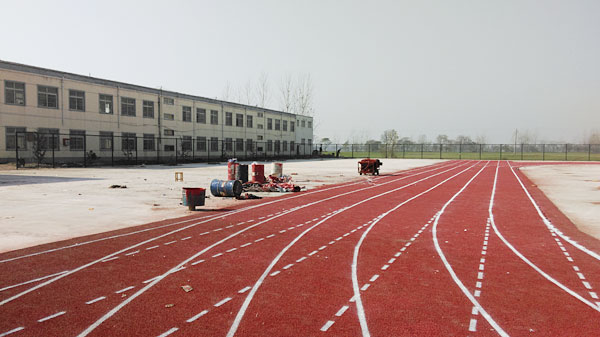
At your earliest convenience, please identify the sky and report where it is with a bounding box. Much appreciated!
[3,0,599,143]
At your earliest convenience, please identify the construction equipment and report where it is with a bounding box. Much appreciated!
[358,159,382,175]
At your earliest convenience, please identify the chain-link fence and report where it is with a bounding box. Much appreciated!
[9,133,600,169]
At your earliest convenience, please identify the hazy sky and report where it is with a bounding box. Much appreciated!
[3,0,599,143]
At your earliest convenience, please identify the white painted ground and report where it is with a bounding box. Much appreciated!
[522,164,600,240]
[0,158,442,253]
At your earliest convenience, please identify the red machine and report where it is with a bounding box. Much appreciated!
[358,159,382,175]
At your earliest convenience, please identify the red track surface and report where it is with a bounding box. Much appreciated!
[2,160,600,336]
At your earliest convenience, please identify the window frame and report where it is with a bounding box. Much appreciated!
[182,106,192,122]
[210,110,219,125]
[267,118,273,130]
[69,129,86,150]
[143,100,155,119]
[121,97,136,117]
[5,81,26,106]
[225,112,233,126]
[143,133,155,151]
[99,94,113,114]
[37,85,59,109]
[68,90,85,112]
[196,108,206,124]
[247,115,253,128]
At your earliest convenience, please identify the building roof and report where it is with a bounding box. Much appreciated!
[0,59,312,119]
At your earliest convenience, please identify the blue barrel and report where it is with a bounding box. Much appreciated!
[210,179,242,197]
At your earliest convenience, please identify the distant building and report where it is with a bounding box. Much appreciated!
[0,60,313,163]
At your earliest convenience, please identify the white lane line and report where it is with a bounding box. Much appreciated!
[432,161,510,337]
[508,163,600,262]
[200,232,209,236]
[388,258,396,264]
[187,310,209,323]
[583,282,592,290]
[279,230,287,233]
[172,266,186,273]
[308,250,318,256]
[471,306,478,315]
[101,257,119,262]
[288,227,295,230]
[157,327,178,337]
[270,271,281,277]
[329,240,336,245]
[226,225,234,229]
[590,291,598,299]
[146,245,159,250]
[335,305,350,317]
[214,297,232,307]
[0,327,24,337]
[369,275,379,282]
[283,264,294,270]
[115,286,135,294]
[296,257,307,263]
[143,276,160,284]
[381,265,389,271]
[38,311,66,322]
[577,273,586,280]
[573,266,580,272]
[80,163,458,337]
[241,242,252,247]
[0,270,69,292]
[343,233,350,237]
[212,253,223,258]
[266,234,275,238]
[469,318,477,332]
[238,286,252,294]
[191,259,205,265]
[394,252,401,257]
[318,245,327,250]
[226,248,237,253]
[164,240,177,245]
[361,284,370,291]
[247,220,255,223]
[181,236,192,241]
[335,237,343,241]
[125,250,139,256]
[474,290,481,297]
[86,296,106,305]
[477,272,484,280]
[255,238,265,242]
[320,320,335,332]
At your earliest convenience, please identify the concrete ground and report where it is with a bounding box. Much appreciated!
[0,158,442,253]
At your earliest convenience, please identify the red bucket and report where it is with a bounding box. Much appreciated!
[182,187,206,210]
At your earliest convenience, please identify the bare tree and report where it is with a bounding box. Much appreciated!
[381,129,399,158]
[221,81,233,101]
[587,130,600,144]
[436,134,450,144]
[243,79,254,106]
[256,72,270,108]
[279,74,295,113]
[475,134,487,144]
[295,74,314,116]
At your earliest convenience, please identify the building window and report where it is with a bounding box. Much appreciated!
[210,110,219,125]
[143,134,155,151]
[258,112,263,117]
[257,135,263,140]
[225,112,233,126]
[121,97,136,116]
[69,90,85,111]
[182,106,192,122]
[308,121,313,128]
[164,145,175,152]
[38,128,60,150]
[291,121,295,132]
[290,141,295,152]
[301,138,305,144]
[275,119,280,131]
[236,138,244,151]
[236,113,243,127]
[196,108,206,124]
[283,120,288,132]
[164,129,174,136]
[257,124,263,129]
[267,118,273,130]
[100,131,113,150]
[5,81,25,105]
[182,136,192,151]
[38,85,59,108]
[210,137,219,151]
[247,115,253,128]
[143,100,155,118]
[302,120,306,127]
[163,97,174,105]
[308,139,312,147]
[246,139,253,152]
[164,113,174,120]
[225,138,233,151]
[69,130,85,150]
[267,140,273,151]
[121,132,137,152]
[275,140,281,153]
[197,136,207,151]
[283,140,288,152]
[5,127,26,150]
[99,94,113,114]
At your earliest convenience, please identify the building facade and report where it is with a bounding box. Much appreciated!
[0,61,313,164]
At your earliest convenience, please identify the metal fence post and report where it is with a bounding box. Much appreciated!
[52,133,56,168]
[175,138,178,165]
[403,144,405,158]
[589,144,591,161]
[135,136,138,165]
[439,144,442,159]
[111,134,114,166]
[542,144,545,161]
[499,144,502,160]
[420,144,423,159]
[368,144,371,158]
[459,143,462,160]
[15,132,20,170]
[83,134,87,167]
[565,144,568,161]
[520,143,523,161]
[479,144,482,160]
[351,144,354,158]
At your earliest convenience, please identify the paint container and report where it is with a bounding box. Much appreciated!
[227,159,238,180]
[210,179,242,197]
[182,187,206,211]
[271,162,283,177]
[236,164,249,183]
[250,163,265,183]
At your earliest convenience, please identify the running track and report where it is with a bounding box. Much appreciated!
[1,160,600,336]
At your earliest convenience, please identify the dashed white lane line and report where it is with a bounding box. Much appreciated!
[214,297,232,307]
[164,240,177,245]
[191,259,205,265]
[381,264,389,270]
[255,238,265,242]
[320,320,335,332]
[200,232,209,236]
[226,225,234,229]
[238,286,251,294]
[146,245,159,250]
[0,270,69,293]
[157,327,178,337]
[279,230,287,233]
[270,271,281,277]
[181,236,192,241]
[388,258,396,264]
[361,284,370,291]
[115,286,135,294]
[469,318,477,332]
[308,250,318,256]
[125,250,139,256]
[266,234,275,238]
[0,327,24,337]
[86,296,106,305]
[335,305,349,317]
[296,257,307,263]
[143,276,160,284]
[369,274,379,282]
[283,264,294,270]
[38,311,66,322]
[212,253,223,258]
[226,248,237,253]
[318,245,327,250]
[101,257,119,262]
[186,310,209,323]
[241,242,252,248]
